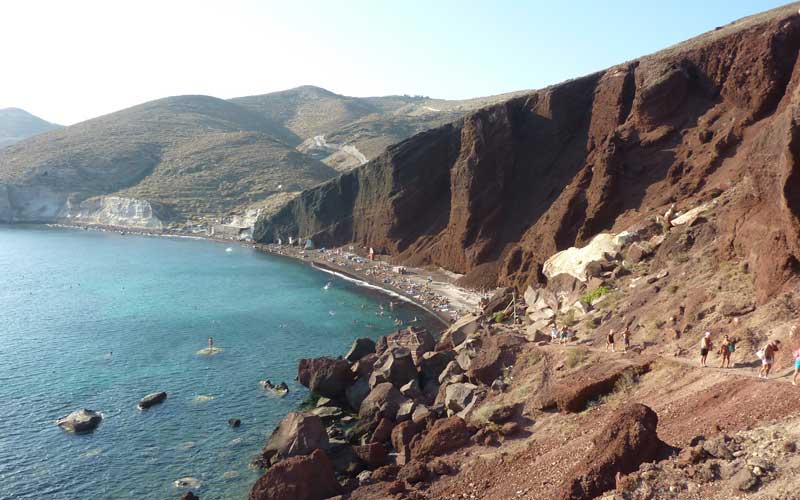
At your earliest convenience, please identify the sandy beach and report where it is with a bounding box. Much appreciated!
[256,243,486,324]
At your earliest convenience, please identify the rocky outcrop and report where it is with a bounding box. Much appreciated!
[56,408,102,433]
[345,338,376,363]
[249,449,342,500]
[254,6,800,303]
[369,347,418,389]
[137,391,167,410]
[255,412,329,467]
[297,357,354,398]
[411,416,472,459]
[359,383,409,422]
[557,403,668,500]
[62,196,164,229]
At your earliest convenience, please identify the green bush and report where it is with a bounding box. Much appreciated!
[493,311,506,323]
[580,286,610,305]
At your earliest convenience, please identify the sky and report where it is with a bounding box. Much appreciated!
[0,0,792,125]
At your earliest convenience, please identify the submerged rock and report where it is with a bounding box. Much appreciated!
[228,418,242,428]
[174,477,202,490]
[56,408,102,433]
[138,391,167,410]
[260,380,289,397]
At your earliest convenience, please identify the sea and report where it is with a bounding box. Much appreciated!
[0,225,440,499]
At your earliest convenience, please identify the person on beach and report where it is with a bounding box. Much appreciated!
[622,328,631,353]
[700,332,712,367]
[758,339,781,379]
[606,329,616,352]
[719,334,736,368]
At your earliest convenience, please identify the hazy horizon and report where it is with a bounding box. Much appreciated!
[1,0,790,126]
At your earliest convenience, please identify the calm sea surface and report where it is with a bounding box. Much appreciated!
[0,226,439,499]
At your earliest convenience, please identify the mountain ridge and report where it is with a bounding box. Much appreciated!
[0,107,60,148]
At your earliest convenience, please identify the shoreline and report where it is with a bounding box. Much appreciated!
[21,221,468,326]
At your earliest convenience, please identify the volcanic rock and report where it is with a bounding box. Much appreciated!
[255,412,329,467]
[444,383,477,416]
[418,350,455,383]
[352,442,389,468]
[466,334,525,385]
[345,337,376,363]
[297,357,354,398]
[56,408,102,433]
[368,347,417,389]
[359,382,408,422]
[249,449,342,500]
[345,378,370,412]
[411,416,471,459]
[138,391,167,410]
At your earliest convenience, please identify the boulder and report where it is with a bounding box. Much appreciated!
[552,363,651,413]
[411,405,432,425]
[255,412,329,467]
[56,408,102,433]
[359,383,409,422]
[379,328,436,364]
[228,418,242,428]
[391,421,421,465]
[525,325,551,343]
[310,406,342,422]
[444,383,477,416]
[353,443,389,468]
[482,288,513,316]
[345,378,370,412]
[399,379,423,400]
[438,361,464,384]
[249,449,342,500]
[180,493,199,500]
[370,417,394,444]
[543,233,626,282]
[467,334,525,385]
[439,314,480,349]
[625,242,650,264]
[418,350,455,383]
[556,403,668,500]
[368,347,418,389]
[411,416,472,459]
[352,353,378,379]
[345,338,376,363]
[396,400,416,422]
[138,391,167,410]
[297,357,354,398]
[397,461,429,484]
[327,444,363,477]
[455,349,475,371]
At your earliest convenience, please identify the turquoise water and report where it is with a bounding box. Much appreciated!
[0,226,439,499]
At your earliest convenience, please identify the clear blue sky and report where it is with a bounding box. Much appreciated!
[0,0,792,124]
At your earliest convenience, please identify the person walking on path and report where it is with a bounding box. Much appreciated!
[700,332,712,367]
[606,329,616,352]
[719,335,736,368]
[792,346,800,386]
[560,325,570,345]
[622,328,631,353]
[550,325,559,344]
[758,339,781,379]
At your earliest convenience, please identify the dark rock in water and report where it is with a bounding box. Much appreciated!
[260,380,290,397]
[297,357,354,398]
[368,347,417,389]
[254,412,329,467]
[228,418,241,428]
[345,338,376,363]
[138,391,167,410]
[180,493,199,500]
[56,408,102,433]
[249,449,342,500]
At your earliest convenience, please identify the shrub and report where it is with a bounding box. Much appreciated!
[580,286,610,305]
[565,347,589,368]
[493,311,506,323]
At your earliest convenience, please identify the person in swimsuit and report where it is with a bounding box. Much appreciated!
[622,328,631,353]
[560,326,570,345]
[208,337,214,352]
[719,335,736,368]
[792,346,800,386]
[700,332,712,367]
[759,339,781,379]
[606,329,616,352]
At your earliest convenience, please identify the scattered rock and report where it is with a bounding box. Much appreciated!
[369,347,418,389]
[438,360,465,384]
[138,392,167,410]
[732,467,760,492]
[352,443,389,468]
[370,417,394,444]
[466,334,525,385]
[397,461,429,484]
[412,416,472,459]
[359,382,409,422]
[310,406,343,422]
[56,408,102,433]
[439,314,480,349]
[444,383,477,416]
[418,350,455,382]
[345,338,376,363]
[297,357,354,398]
[255,412,329,467]
[249,449,342,500]
[345,378,370,412]
[392,420,421,465]
[400,379,423,400]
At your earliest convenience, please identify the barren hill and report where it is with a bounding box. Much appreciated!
[255,2,800,305]
[0,108,60,148]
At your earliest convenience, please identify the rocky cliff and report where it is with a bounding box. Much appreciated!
[255,3,800,304]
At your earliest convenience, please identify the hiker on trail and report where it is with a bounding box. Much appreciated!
[560,325,570,345]
[550,325,559,343]
[758,339,781,379]
[622,328,631,353]
[793,346,800,386]
[606,329,616,352]
[700,332,712,367]
[719,335,737,368]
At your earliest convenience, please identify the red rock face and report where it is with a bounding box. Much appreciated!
[249,449,342,500]
[255,5,800,303]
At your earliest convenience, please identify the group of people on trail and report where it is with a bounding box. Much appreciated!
[699,331,741,368]
[696,331,800,383]
[550,325,571,344]
[606,327,631,353]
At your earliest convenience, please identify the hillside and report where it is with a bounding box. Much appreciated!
[0,95,336,224]
[255,2,800,305]
[0,108,60,148]
[232,86,528,171]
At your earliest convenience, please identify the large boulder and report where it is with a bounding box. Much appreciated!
[359,383,409,422]
[352,443,389,468]
[391,421,421,465]
[411,416,472,459]
[542,233,626,282]
[467,334,525,385]
[418,350,455,383]
[255,412,329,467]
[444,383,477,416]
[56,408,102,433]
[138,392,167,410]
[556,404,668,500]
[249,449,342,500]
[438,360,465,384]
[553,363,651,413]
[378,328,435,364]
[352,353,378,379]
[482,288,513,316]
[345,338,376,363]
[438,314,480,349]
[368,347,418,389]
[297,357,354,398]
[345,378,370,412]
